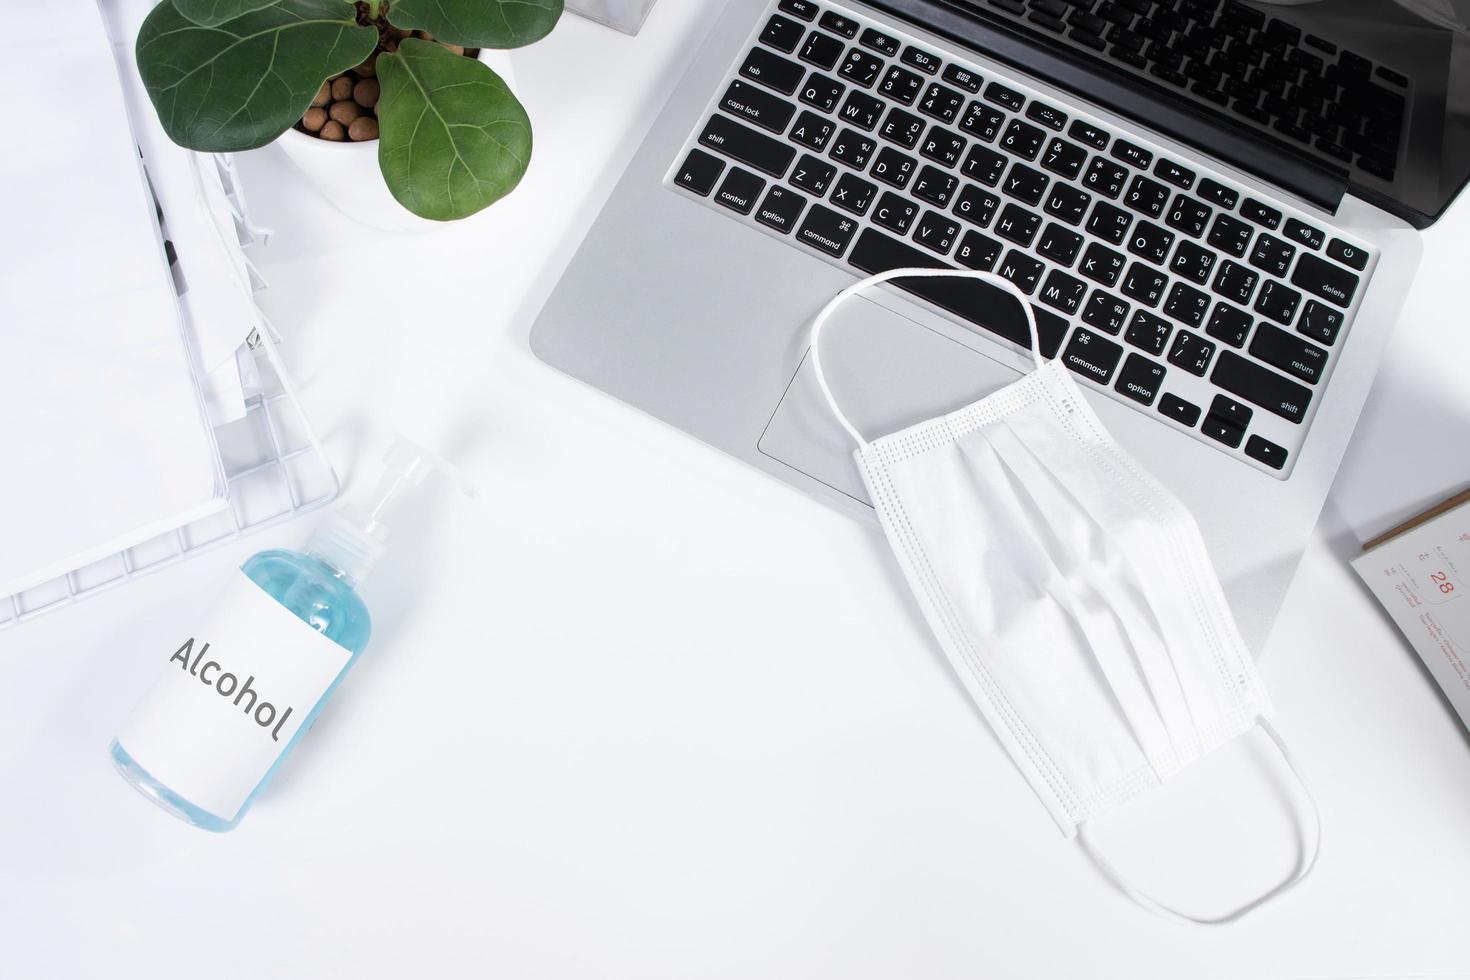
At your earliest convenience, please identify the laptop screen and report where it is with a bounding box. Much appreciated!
[935,0,1470,224]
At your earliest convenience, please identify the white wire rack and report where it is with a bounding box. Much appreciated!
[0,157,338,630]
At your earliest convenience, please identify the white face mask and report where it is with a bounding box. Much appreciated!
[810,268,1321,926]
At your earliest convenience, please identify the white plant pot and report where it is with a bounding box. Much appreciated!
[276,49,515,233]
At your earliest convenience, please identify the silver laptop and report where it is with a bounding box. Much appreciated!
[533,0,1465,647]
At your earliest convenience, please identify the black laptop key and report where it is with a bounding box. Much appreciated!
[829,172,877,215]
[919,83,966,123]
[1115,354,1166,405]
[914,211,963,255]
[755,185,806,233]
[1165,194,1212,238]
[799,74,845,113]
[1249,233,1296,277]
[1244,434,1288,470]
[847,228,1066,355]
[700,115,796,178]
[960,101,1007,142]
[1121,262,1168,307]
[878,66,925,105]
[1250,322,1327,384]
[1292,252,1360,308]
[859,27,901,57]
[1326,237,1369,270]
[1111,139,1153,169]
[675,148,724,196]
[798,31,844,72]
[1125,310,1173,356]
[1082,290,1130,334]
[828,128,876,169]
[818,11,859,37]
[1159,391,1202,427]
[1025,100,1068,130]
[1068,119,1111,149]
[838,91,885,131]
[999,250,1046,294]
[1204,301,1253,347]
[1254,279,1302,324]
[1037,223,1084,266]
[943,64,984,93]
[871,147,917,189]
[902,45,942,74]
[872,192,920,233]
[1083,158,1129,199]
[741,48,805,95]
[1087,202,1133,244]
[1039,269,1088,314]
[921,127,968,167]
[912,165,960,206]
[953,184,1000,226]
[1079,242,1126,286]
[1170,239,1217,284]
[1000,119,1046,160]
[1163,282,1210,327]
[713,167,765,215]
[1003,163,1050,206]
[962,145,1008,186]
[1167,329,1216,376]
[721,80,797,134]
[839,48,884,88]
[1044,183,1092,226]
[878,108,927,149]
[1297,299,1343,345]
[790,154,837,195]
[1196,177,1239,210]
[761,15,806,53]
[990,0,1027,16]
[1124,174,1170,218]
[1208,213,1254,256]
[956,230,1005,270]
[1240,197,1282,229]
[1212,349,1312,422]
[1062,328,1124,385]
[1201,411,1246,448]
[984,82,1026,112]
[1040,138,1087,180]
[1283,217,1324,250]
[1028,10,1067,34]
[778,0,817,20]
[789,111,836,152]
[996,203,1043,246]
[1127,220,1174,264]
[1153,158,1196,189]
[797,204,859,256]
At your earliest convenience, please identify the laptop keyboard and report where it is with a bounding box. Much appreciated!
[665,0,1381,478]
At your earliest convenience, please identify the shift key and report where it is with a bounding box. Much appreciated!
[700,115,796,178]
[1211,350,1312,422]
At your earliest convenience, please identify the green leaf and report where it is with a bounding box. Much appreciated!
[376,39,532,220]
[136,0,376,151]
[386,0,563,49]
[171,0,285,27]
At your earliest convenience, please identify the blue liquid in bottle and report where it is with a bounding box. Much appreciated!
[110,549,371,831]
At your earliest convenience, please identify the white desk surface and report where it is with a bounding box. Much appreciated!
[4,4,1470,977]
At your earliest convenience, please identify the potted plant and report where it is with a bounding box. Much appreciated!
[134,0,563,227]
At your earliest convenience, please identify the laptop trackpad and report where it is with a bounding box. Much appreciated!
[758,298,1025,505]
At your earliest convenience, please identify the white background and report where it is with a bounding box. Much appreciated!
[3,3,1469,977]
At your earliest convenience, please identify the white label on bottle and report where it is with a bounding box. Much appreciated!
[116,570,352,821]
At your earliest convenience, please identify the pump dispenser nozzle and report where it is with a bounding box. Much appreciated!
[307,435,476,585]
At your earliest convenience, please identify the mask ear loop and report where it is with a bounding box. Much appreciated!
[808,267,1046,447]
[1076,718,1322,926]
